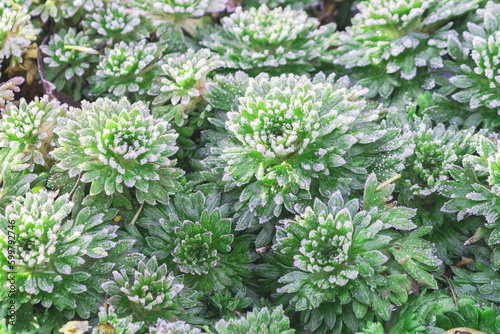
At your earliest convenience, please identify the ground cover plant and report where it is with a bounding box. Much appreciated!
[1,0,500,333]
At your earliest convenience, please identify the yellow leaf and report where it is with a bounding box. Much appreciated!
[64,45,102,55]
[8,0,20,11]
[375,174,401,191]
[96,322,115,334]
[454,258,473,267]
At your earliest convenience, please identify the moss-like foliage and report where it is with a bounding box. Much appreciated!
[4,1,500,333]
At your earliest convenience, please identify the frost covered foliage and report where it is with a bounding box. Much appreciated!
[0,96,65,172]
[433,1,500,129]
[0,148,37,211]
[91,306,144,334]
[208,305,294,334]
[148,0,227,18]
[441,135,500,246]
[149,319,201,334]
[51,98,183,205]
[89,41,161,98]
[102,256,200,324]
[0,189,122,325]
[328,0,480,101]
[397,115,478,220]
[6,1,500,333]
[149,48,222,126]
[402,117,476,197]
[131,0,226,34]
[138,190,255,293]
[272,174,441,333]
[31,0,104,22]
[82,2,147,45]
[204,72,409,228]
[41,28,97,101]
[0,76,23,108]
[0,6,39,65]
[201,5,335,73]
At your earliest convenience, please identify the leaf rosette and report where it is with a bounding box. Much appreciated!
[102,256,200,324]
[89,40,161,98]
[272,174,441,332]
[0,6,39,65]
[203,72,409,228]
[0,96,66,172]
[138,190,256,293]
[31,0,104,23]
[149,48,223,127]
[440,1,500,129]
[41,28,97,101]
[149,319,202,334]
[200,4,335,73]
[129,0,226,34]
[244,0,319,10]
[0,189,121,320]
[208,305,295,334]
[397,115,479,222]
[82,2,147,45]
[328,0,480,100]
[441,135,500,246]
[91,305,144,334]
[51,97,183,205]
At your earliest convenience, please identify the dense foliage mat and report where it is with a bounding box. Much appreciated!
[1,0,500,333]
